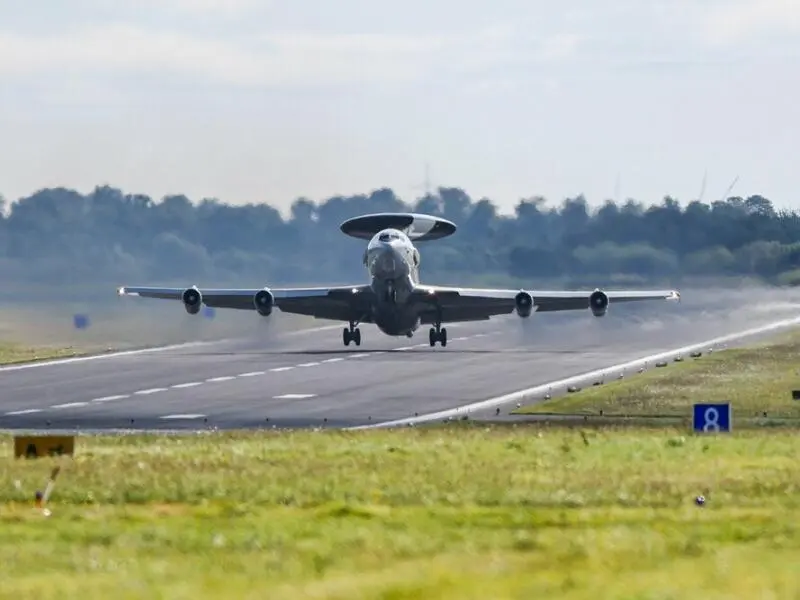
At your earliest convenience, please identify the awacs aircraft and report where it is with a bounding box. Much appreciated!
[117,213,680,347]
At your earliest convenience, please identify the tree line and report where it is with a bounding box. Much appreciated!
[0,185,798,294]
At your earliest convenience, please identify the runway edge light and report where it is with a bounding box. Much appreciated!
[14,435,75,459]
[692,403,732,434]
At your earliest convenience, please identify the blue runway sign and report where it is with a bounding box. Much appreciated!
[202,306,216,320]
[73,314,90,330]
[692,403,731,433]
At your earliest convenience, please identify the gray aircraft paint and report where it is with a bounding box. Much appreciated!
[364,227,423,336]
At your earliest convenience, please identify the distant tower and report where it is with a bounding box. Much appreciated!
[410,162,436,202]
[424,161,432,197]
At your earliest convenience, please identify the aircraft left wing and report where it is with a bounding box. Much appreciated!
[410,285,680,323]
[117,284,375,322]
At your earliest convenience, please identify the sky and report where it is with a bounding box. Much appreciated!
[0,0,798,215]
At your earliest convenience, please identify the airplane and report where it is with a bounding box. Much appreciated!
[117,212,681,347]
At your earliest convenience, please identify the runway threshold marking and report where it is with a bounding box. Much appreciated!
[0,329,501,417]
[350,315,800,430]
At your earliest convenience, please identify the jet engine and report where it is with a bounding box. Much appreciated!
[515,291,534,318]
[253,289,275,316]
[589,289,609,317]
[182,287,202,315]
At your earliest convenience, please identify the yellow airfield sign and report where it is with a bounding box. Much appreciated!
[14,435,75,459]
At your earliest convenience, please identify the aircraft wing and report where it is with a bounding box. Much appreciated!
[117,284,375,322]
[410,285,680,324]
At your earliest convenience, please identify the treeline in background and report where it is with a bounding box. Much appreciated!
[0,185,798,299]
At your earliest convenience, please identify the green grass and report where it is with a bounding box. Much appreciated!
[2,426,800,598]
[0,342,84,365]
[512,329,800,422]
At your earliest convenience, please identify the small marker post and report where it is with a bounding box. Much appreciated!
[35,466,62,514]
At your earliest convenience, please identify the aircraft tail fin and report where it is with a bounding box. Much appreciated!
[339,212,456,241]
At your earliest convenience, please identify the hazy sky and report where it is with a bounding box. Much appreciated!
[1,0,798,215]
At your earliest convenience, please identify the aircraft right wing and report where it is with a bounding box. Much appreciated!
[410,285,680,323]
[117,284,376,322]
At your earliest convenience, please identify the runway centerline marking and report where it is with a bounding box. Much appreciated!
[270,366,294,372]
[171,382,203,389]
[135,388,168,395]
[4,408,42,416]
[238,371,265,377]
[51,402,89,409]
[297,362,319,367]
[92,394,129,403]
[273,393,317,399]
[206,376,236,382]
[160,414,206,420]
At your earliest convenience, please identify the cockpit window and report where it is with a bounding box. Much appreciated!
[378,231,398,242]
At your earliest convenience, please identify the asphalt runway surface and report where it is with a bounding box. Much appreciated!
[2,286,800,432]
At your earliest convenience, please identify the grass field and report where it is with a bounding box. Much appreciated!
[3,323,800,597]
[1,426,800,599]
[0,342,84,365]
[512,328,800,423]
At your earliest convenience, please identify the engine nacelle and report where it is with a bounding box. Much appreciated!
[182,287,202,315]
[514,291,534,318]
[589,289,609,317]
[253,289,275,316]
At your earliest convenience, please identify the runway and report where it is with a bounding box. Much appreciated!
[1,287,800,432]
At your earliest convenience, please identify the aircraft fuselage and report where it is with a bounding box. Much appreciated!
[364,228,424,336]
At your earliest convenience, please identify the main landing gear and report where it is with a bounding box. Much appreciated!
[429,324,447,347]
[343,321,361,346]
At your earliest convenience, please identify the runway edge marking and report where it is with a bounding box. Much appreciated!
[349,315,800,430]
[0,323,346,373]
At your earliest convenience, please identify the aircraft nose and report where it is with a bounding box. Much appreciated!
[371,245,406,278]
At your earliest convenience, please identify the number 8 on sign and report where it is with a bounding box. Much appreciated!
[702,407,720,432]
[692,403,731,434]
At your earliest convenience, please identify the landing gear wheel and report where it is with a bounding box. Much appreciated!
[429,326,447,347]
[343,323,361,347]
